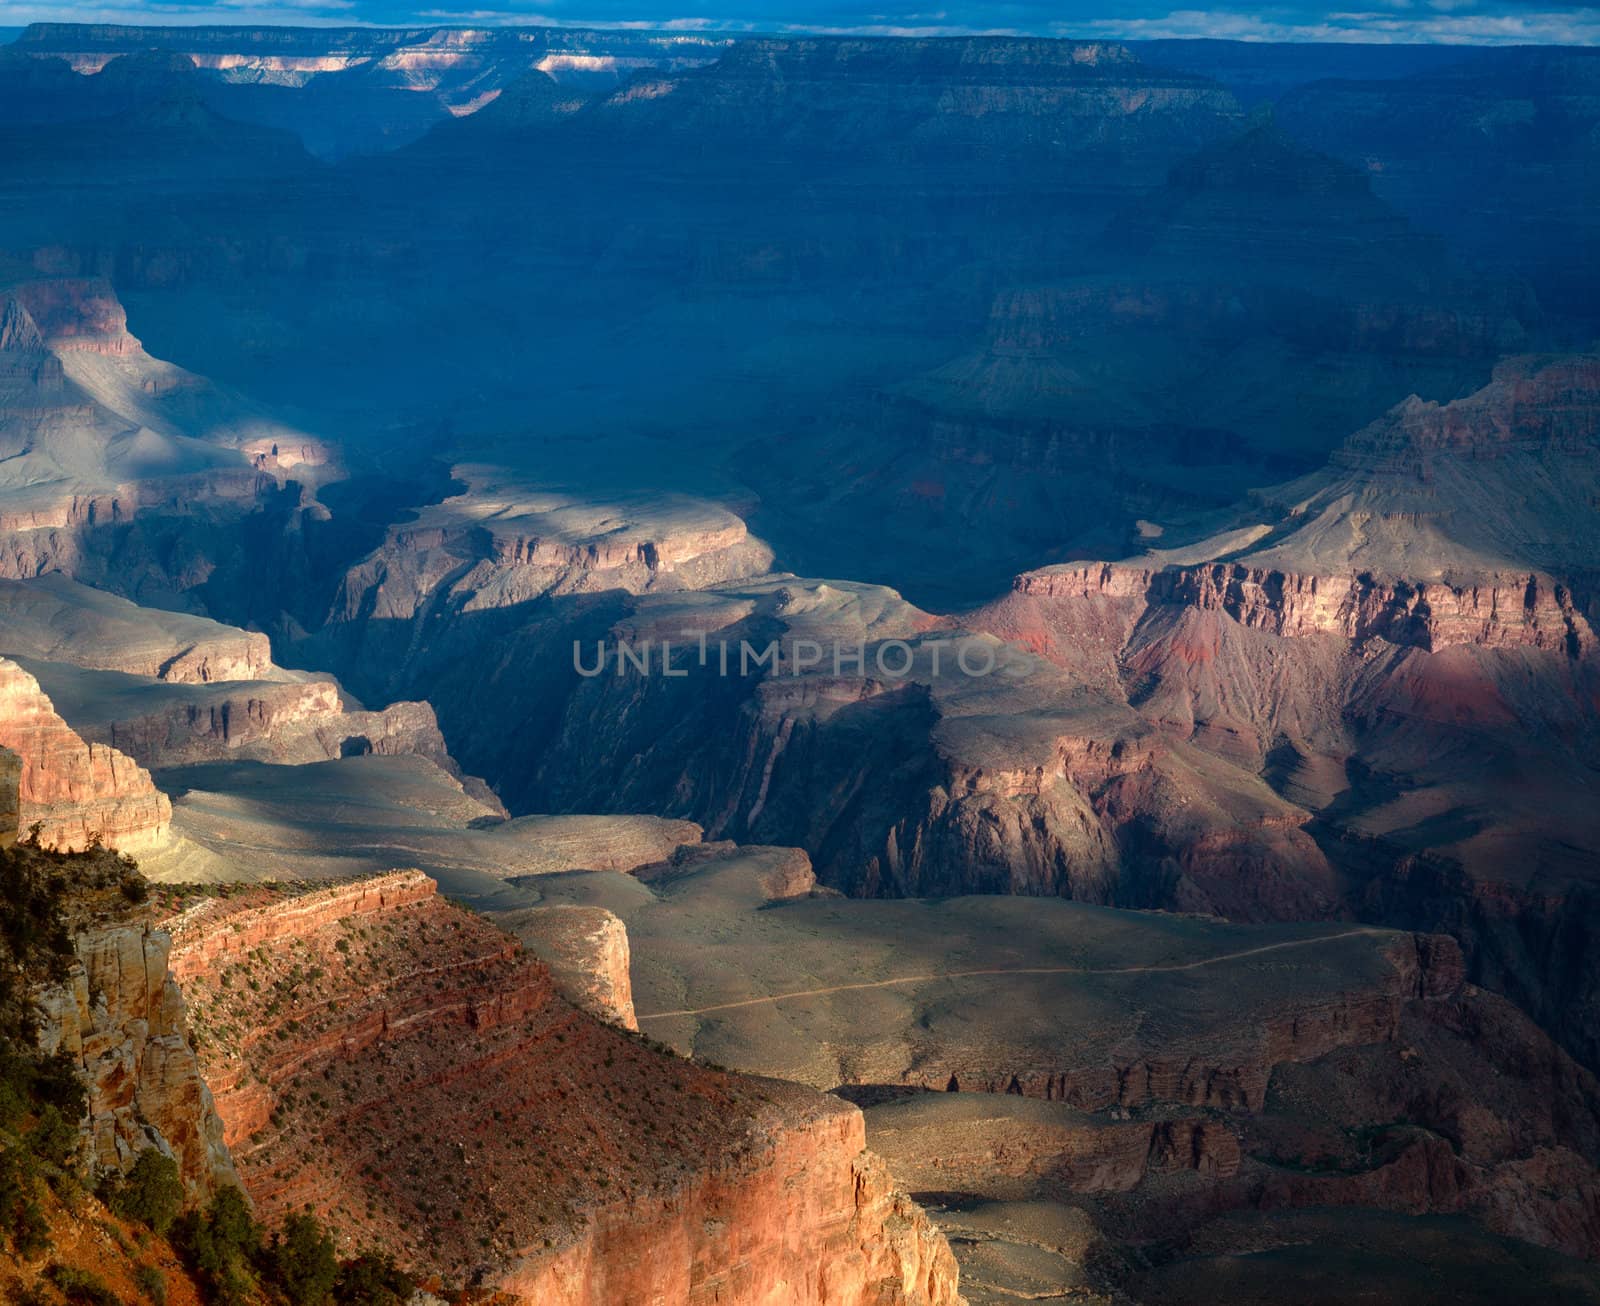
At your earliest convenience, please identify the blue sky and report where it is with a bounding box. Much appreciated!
[1,0,1598,43]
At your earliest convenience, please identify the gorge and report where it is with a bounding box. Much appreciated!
[1,19,1599,1306]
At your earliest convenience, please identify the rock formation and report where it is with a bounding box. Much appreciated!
[0,573,275,682]
[33,915,238,1197]
[7,23,731,155]
[163,871,964,1304]
[0,276,334,598]
[0,655,170,852]
[0,26,1597,1301]
[0,573,470,782]
[514,837,1600,1292]
[497,904,638,1028]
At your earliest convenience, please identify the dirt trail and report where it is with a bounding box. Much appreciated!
[637,927,1392,1020]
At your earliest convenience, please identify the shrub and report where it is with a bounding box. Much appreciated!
[134,1263,167,1306]
[335,1251,415,1306]
[25,1105,79,1170]
[174,1187,261,1306]
[43,1264,121,1306]
[267,1211,338,1306]
[109,1150,185,1237]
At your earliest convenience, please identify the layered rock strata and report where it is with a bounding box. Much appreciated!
[32,910,238,1197]
[0,655,170,851]
[164,871,964,1304]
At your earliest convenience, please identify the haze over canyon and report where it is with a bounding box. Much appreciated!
[0,18,1599,1306]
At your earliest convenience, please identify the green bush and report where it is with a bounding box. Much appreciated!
[335,1251,415,1306]
[134,1263,167,1306]
[43,1264,121,1306]
[26,1104,81,1169]
[174,1187,261,1306]
[267,1211,338,1306]
[0,1147,50,1258]
[109,1150,185,1237]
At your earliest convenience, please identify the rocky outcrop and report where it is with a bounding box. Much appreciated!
[865,1095,1241,1197]
[498,905,638,1029]
[324,469,772,633]
[10,278,137,355]
[84,676,451,770]
[165,872,963,1304]
[1005,560,1594,655]
[503,1100,963,1306]
[486,813,704,877]
[0,656,169,852]
[1335,355,1600,466]
[0,274,336,618]
[32,917,238,1198]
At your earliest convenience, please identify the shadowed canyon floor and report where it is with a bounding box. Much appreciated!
[493,841,1600,1299]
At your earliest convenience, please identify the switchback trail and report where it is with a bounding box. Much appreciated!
[637,927,1392,1020]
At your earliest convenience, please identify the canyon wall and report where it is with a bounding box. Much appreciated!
[1009,561,1593,655]
[0,655,170,852]
[33,920,238,1197]
[85,676,452,771]
[164,872,964,1304]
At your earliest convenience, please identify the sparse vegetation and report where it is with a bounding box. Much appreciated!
[134,1263,167,1306]
[105,1151,185,1237]
[0,842,138,1257]
[172,1188,421,1306]
[44,1263,121,1306]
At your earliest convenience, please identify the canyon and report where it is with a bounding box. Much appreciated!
[498,836,1600,1298]
[1,22,1599,1304]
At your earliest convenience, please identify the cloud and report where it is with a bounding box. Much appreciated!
[1066,4,1600,41]
[0,0,378,20]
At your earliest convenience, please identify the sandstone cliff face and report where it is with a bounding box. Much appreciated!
[502,1099,961,1306]
[88,677,452,771]
[0,655,170,852]
[164,872,963,1305]
[1008,560,1594,656]
[33,917,238,1198]
[10,278,138,355]
[498,904,638,1029]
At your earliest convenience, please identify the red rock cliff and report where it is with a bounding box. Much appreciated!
[0,655,170,852]
[165,872,963,1304]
